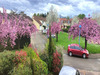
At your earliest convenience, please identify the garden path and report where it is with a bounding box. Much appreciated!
[31,31,47,52]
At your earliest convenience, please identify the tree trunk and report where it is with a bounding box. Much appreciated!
[18,35,20,49]
[56,32,58,42]
[85,36,87,49]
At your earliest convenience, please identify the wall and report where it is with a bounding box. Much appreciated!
[33,19,40,30]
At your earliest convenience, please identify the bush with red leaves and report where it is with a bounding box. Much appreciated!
[14,50,27,65]
[28,43,32,48]
[53,50,61,74]
[34,48,39,57]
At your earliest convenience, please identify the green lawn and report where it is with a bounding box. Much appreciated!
[53,32,100,54]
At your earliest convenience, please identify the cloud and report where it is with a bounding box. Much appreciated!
[78,1,100,11]
[0,7,11,13]
[42,3,80,17]
[0,0,100,17]
[5,0,30,5]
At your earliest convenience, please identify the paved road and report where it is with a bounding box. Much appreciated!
[31,31,47,51]
[63,53,100,75]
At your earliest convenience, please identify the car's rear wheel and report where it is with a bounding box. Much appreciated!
[82,54,86,59]
[69,52,72,56]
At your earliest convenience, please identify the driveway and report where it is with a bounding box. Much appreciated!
[63,53,100,75]
[31,31,47,51]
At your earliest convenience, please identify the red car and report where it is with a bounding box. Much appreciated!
[67,44,89,58]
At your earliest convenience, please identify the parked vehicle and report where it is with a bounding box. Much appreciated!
[59,66,80,75]
[47,34,56,38]
[67,44,89,58]
[42,29,47,34]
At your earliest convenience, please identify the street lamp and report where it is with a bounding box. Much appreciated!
[47,24,49,29]
[79,25,81,46]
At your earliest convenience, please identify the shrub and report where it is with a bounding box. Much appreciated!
[34,48,39,57]
[53,50,61,75]
[0,35,30,51]
[0,50,15,75]
[39,51,49,65]
[62,26,70,33]
[33,58,48,75]
[9,63,32,75]
[14,50,27,65]
[67,26,71,30]
[0,43,4,52]
[30,52,34,75]
[0,47,48,75]
[23,47,48,75]
[56,46,63,68]
[48,33,56,73]
[28,43,32,48]
[62,28,68,33]
[23,47,39,59]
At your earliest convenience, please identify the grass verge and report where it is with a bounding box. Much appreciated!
[53,32,100,54]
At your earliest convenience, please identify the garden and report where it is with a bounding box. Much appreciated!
[1,5,100,75]
[0,8,63,75]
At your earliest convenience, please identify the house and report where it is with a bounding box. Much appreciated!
[59,18,72,29]
[32,16,47,31]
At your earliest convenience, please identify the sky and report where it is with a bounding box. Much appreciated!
[0,0,100,18]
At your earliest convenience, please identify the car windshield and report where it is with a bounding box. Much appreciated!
[79,46,84,50]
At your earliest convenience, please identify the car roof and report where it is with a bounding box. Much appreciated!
[70,44,79,47]
[59,66,76,75]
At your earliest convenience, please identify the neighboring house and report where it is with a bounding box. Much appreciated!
[32,16,47,31]
[59,18,72,29]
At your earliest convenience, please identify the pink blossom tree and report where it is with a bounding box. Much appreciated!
[0,8,37,49]
[47,22,61,42]
[69,17,100,49]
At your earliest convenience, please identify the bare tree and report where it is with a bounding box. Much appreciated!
[46,5,59,73]
[46,5,59,26]
[92,12,100,25]
[71,16,79,26]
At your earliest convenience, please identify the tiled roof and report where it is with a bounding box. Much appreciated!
[59,18,72,23]
[33,16,46,25]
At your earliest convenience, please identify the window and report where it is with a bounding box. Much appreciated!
[61,20,63,23]
[70,46,75,49]
[74,46,81,50]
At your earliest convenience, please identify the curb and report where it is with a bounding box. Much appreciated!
[89,54,100,59]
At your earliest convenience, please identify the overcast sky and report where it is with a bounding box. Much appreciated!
[0,0,100,18]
